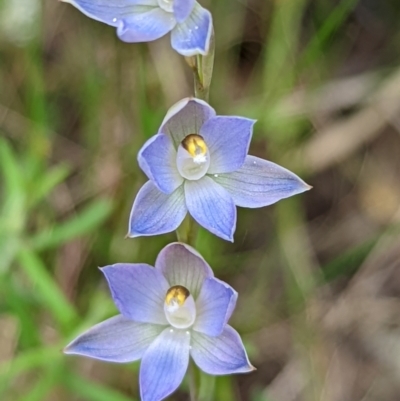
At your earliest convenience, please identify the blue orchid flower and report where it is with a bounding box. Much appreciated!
[129,98,311,241]
[61,0,213,56]
[64,243,254,401]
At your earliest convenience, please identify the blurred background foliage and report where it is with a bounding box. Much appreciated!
[1,0,400,400]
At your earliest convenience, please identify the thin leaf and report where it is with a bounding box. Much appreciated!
[0,138,26,233]
[64,372,136,401]
[30,198,113,251]
[28,164,71,208]
[17,249,78,328]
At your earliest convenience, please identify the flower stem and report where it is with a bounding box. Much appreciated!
[185,31,215,102]
[176,214,198,246]
[189,359,198,401]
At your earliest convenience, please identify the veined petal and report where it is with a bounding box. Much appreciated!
[193,277,237,337]
[214,155,311,208]
[171,3,213,56]
[64,315,165,363]
[185,177,236,242]
[191,326,254,375]
[160,98,216,147]
[101,263,169,325]
[200,117,255,174]
[138,134,183,194]
[128,181,187,237]
[173,0,195,23]
[155,243,213,298]
[62,0,157,27]
[140,328,190,401]
[117,7,176,43]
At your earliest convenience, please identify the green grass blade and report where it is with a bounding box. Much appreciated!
[30,198,113,251]
[64,372,136,401]
[17,249,78,328]
[28,164,71,209]
[15,364,63,401]
[299,0,359,69]
[0,138,26,233]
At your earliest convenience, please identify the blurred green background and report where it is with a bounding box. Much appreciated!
[1,0,400,400]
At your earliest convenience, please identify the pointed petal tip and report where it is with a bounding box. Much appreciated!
[98,265,109,274]
[237,362,257,373]
[126,231,136,239]
[203,226,234,242]
[300,181,313,192]
[63,342,76,355]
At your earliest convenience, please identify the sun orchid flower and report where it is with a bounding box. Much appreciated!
[64,243,254,401]
[61,0,212,56]
[129,98,311,241]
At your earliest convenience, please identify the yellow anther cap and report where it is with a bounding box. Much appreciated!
[181,134,208,158]
[165,285,190,306]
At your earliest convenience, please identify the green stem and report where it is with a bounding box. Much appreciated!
[176,214,198,246]
[189,359,198,401]
[186,31,215,102]
[188,360,216,401]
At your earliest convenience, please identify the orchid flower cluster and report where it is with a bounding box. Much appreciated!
[62,1,310,400]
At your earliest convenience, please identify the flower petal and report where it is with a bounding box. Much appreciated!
[173,0,195,23]
[64,315,165,363]
[117,7,176,43]
[185,177,236,242]
[155,243,213,298]
[171,3,213,56]
[128,181,187,237]
[101,263,169,325]
[138,134,183,194]
[200,117,255,174]
[62,0,158,27]
[214,155,311,208]
[191,325,254,375]
[193,277,237,337]
[140,328,190,401]
[160,98,216,147]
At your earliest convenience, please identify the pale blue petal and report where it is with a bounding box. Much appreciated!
[140,328,190,401]
[64,315,165,363]
[191,326,254,375]
[214,156,311,208]
[200,116,255,174]
[63,0,157,26]
[159,98,216,147]
[117,7,176,43]
[171,3,213,56]
[173,0,195,23]
[129,181,187,237]
[185,177,236,242]
[138,134,183,194]
[193,278,237,337]
[101,263,169,324]
[155,243,213,298]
